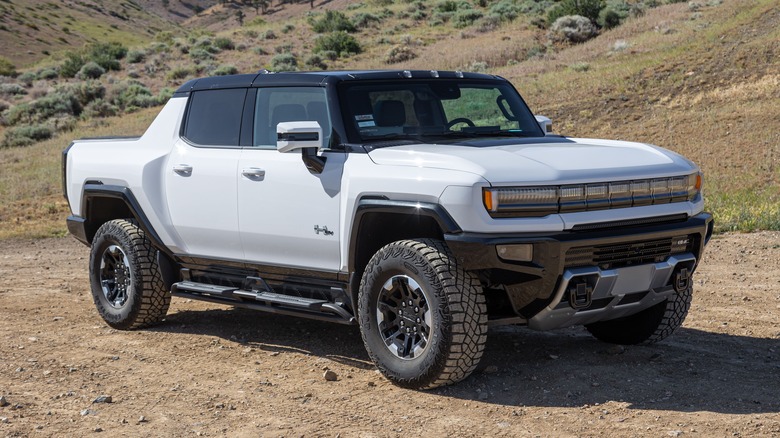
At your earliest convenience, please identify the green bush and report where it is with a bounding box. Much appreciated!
[1,124,53,148]
[4,92,81,126]
[168,67,193,80]
[384,45,417,64]
[37,68,58,80]
[213,64,238,76]
[0,83,27,97]
[304,54,327,70]
[271,53,298,71]
[547,0,605,25]
[490,1,521,21]
[311,11,356,33]
[352,12,381,28]
[453,9,483,28]
[261,30,277,40]
[17,71,37,86]
[60,52,86,78]
[82,98,119,118]
[110,81,165,110]
[213,37,235,50]
[59,81,106,106]
[313,31,362,56]
[281,24,295,34]
[320,50,339,61]
[0,56,16,77]
[189,48,214,61]
[127,50,146,64]
[87,42,127,71]
[76,61,106,79]
[598,7,622,28]
[435,0,459,12]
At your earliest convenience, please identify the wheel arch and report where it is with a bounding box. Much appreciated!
[75,184,178,289]
[347,198,462,311]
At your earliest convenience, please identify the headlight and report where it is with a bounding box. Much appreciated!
[483,172,702,218]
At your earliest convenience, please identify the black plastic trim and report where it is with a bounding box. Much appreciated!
[177,254,347,283]
[62,141,75,201]
[66,215,88,245]
[79,184,171,257]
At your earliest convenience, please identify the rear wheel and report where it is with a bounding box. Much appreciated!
[585,285,693,345]
[89,219,170,330]
[358,239,487,389]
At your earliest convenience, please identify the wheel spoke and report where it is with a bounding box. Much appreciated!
[376,274,432,361]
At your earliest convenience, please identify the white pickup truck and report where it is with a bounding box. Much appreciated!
[63,70,712,389]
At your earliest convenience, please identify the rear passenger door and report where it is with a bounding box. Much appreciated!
[164,88,247,260]
[237,87,344,272]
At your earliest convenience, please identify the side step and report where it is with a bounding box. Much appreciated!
[171,281,355,325]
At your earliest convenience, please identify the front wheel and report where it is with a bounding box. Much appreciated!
[358,239,487,389]
[89,219,170,330]
[585,285,693,345]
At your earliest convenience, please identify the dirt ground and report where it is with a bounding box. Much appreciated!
[0,233,779,437]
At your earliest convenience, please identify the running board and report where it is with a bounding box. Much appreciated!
[171,281,356,325]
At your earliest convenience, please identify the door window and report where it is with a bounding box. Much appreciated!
[253,87,331,149]
[183,88,247,146]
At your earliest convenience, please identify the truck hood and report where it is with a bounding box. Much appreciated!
[366,137,697,185]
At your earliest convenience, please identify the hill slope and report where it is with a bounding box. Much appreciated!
[0,0,778,238]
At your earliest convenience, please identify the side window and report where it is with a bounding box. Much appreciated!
[253,87,331,149]
[183,88,247,146]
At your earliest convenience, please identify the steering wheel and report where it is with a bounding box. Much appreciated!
[445,117,476,129]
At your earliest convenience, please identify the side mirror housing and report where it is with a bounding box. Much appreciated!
[534,115,553,135]
[276,121,323,153]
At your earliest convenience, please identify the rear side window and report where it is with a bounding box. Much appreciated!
[253,87,331,149]
[183,88,247,146]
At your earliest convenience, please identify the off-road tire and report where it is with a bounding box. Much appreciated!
[585,285,693,345]
[89,219,170,330]
[358,239,487,389]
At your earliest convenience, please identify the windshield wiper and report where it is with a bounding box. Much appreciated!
[362,133,422,143]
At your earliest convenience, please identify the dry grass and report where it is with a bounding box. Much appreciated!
[0,109,158,239]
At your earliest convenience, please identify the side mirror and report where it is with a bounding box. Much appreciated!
[276,121,323,153]
[534,115,553,135]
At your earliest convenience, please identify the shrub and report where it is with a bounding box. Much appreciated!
[275,43,294,54]
[60,52,86,78]
[87,42,126,71]
[468,61,488,73]
[76,61,105,79]
[271,53,298,71]
[435,0,459,12]
[213,64,238,76]
[59,81,106,106]
[490,1,521,22]
[1,124,53,148]
[547,0,604,25]
[550,15,598,43]
[281,24,295,34]
[168,67,193,80]
[313,31,362,56]
[477,14,502,32]
[0,56,16,77]
[311,10,356,33]
[189,48,214,61]
[570,61,590,71]
[304,54,327,70]
[352,12,381,28]
[37,68,58,80]
[213,37,235,50]
[0,83,27,97]
[4,91,81,126]
[261,30,277,40]
[127,50,146,64]
[320,50,339,61]
[110,81,163,110]
[598,7,622,28]
[453,9,483,28]
[17,72,37,86]
[384,45,417,64]
[82,98,118,118]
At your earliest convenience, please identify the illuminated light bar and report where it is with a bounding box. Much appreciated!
[483,172,703,218]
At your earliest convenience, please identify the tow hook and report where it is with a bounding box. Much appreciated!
[569,282,593,309]
[673,267,691,293]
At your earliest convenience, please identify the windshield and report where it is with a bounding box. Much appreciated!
[338,80,544,144]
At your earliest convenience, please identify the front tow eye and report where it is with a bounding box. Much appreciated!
[569,282,593,309]
[673,267,691,293]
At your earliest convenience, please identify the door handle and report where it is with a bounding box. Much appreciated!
[242,167,266,179]
[173,164,193,176]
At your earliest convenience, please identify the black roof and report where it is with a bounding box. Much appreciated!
[174,70,505,95]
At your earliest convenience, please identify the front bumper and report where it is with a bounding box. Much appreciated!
[445,213,713,327]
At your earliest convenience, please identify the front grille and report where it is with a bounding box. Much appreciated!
[565,235,694,269]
